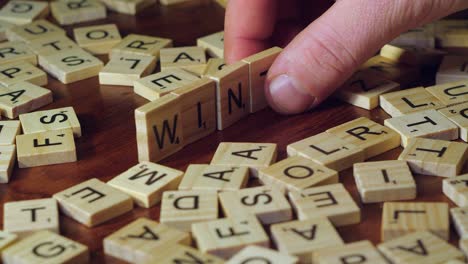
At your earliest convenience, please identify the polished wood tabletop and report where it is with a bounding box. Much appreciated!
[0,2,466,263]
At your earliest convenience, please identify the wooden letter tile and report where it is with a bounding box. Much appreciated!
[219,186,292,225]
[0,81,52,119]
[379,87,444,117]
[110,33,172,59]
[99,54,156,86]
[450,206,468,239]
[134,68,199,101]
[384,109,459,147]
[143,244,224,264]
[210,142,277,177]
[29,35,79,56]
[360,55,420,86]
[0,120,20,145]
[202,58,226,77]
[353,160,416,203]
[442,174,468,207]
[207,61,250,130]
[258,156,338,194]
[335,69,400,110]
[178,164,249,192]
[398,138,468,177]
[227,245,298,264]
[74,24,121,55]
[19,106,81,137]
[326,117,400,159]
[0,20,14,42]
[101,0,157,15]
[427,80,468,106]
[160,189,218,231]
[6,19,65,43]
[16,129,76,168]
[0,0,49,25]
[51,0,107,26]
[0,145,16,183]
[242,47,282,113]
[314,240,388,264]
[39,48,103,84]
[171,77,216,144]
[192,216,269,259]
[160,46,207,76]
[103,217,190,263]
[197,31,224,58]
[0,62,47,87]
[2,230,89,264]
[378,231,463,264]
[380,44,446,67]
[53,178,133,227]
[135,94,184,162]
[439,102,468,142]
[0,230,17,253]
[436,55,468,84]
[0,41,37,66]
[390,25,435,48]
[435,20,468,48]
[3,198,59,238]
[288,183,361,226]
[107,161,183,208]
[287,132,365,171]
[270,217,344,264]
[381,202,449,241]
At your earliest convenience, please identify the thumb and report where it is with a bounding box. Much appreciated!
[265,0,468,114]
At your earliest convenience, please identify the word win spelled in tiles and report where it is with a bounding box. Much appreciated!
[99,54,156,86]
[107,161,183,208]
[0,145,16,183]
[442,174,468,207]
[111,33,173,59]
[381,202,449,241]
[160,189,218,232]
[0,82,52,119]
[353,160,416,203]
[103,217,191,263]
[439,101,468,142]
[178,164,249,191]
[288,183,361,226]
[19,106,81,137]
[399,138,468,177]
[258,156,338,194]
[314,240,388,264]
[0,0,49,25]
[379,87,445,117]
[53,178,133,227]
[219,186,292,225]
[74,24,122,55]
[271,217,343,264]
[226,245,298,264]
[192,216,269,259]
[143,244,224,264]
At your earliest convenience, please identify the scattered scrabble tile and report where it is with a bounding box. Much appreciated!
[379,87,445,117]
[29,35,79,56]
[242,47,282,113]
[19,106,81,137]
[101,0,157,15]
[103,217,191,263]
[99,54,156,86]
[107,161,183,208]
[219,186,292,225]
[197,31,224,58]
[378,231,463,264]
[0,0,49,25]
[171,77,216,144]
[435,20,468,48]
[0,120,20,145]
[178,164,249,191]
[160,189,218,231]
[51,0,107,26]
[380,44,446,67]
[207,61,250,130]
[226,245,298,264]
[0,61,47,87]
[286,132,365,171]
[0,230,17,253]
[160,46,207,76]
[384,109,459,147]
[326,117,400,159]
[398,138,468,177]
[0,145,16,183]
[134,68,199,101]
[211,142,277,177]
[6,19,65,43]
[258,156,338,194]
[39,48,103,84]
[436,55,468,84]
[74,24,121,55]
[0,41,37,66]
[354,160,416,203]
[442,174,468,207]
[16,129,76,168]
[288,183,361,226]
[202,58,226,77]
[270,217,344,264]
[360,55,420,86]
[314,240,388,264]
[135,94,184,162]
[3,198,59,238]
[451,206,468,239]
[0,20,13,41]
[427,80,468,106]
[143,244,224,264]
[0,82,52,119]
[390,25,435,48]
[53,178,133,227]
[381,202,449,241]
[192,216,269,259]
[110,34,172,59]
[439,102,468,142]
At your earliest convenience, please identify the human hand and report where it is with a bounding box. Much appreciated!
[224,0,468,114]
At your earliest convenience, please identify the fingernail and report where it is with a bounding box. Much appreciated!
[267,74,316,114]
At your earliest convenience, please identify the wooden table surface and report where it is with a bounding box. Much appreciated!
[0,2,466,263]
